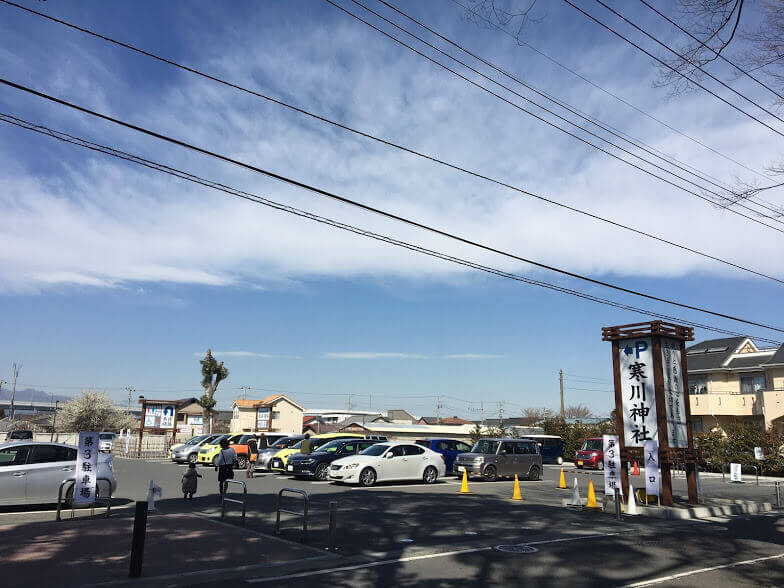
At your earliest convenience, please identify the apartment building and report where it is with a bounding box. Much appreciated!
[687,336,784,434]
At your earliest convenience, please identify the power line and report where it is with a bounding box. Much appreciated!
[6,4,784,281]
[451,0,770,181]
[369,0,751,205]
[4,111,782,346]
[592,0,784,129]
[326,0,784,230]
[635,0,784,103]
[561,0,784,139]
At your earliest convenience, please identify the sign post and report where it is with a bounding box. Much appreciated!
[603,321,697,506]
[75,431,99,504]
[603,434,622,498]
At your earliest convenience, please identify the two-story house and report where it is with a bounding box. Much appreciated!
[229,394,304,434]
[687,336,784,434]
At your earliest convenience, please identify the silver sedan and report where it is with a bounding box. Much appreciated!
[0,441,117,505]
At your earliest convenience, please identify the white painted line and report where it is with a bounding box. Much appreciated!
[350,483,454,491]
[620,552,784,587]
[246,546,494,583]
[246,530,630,583]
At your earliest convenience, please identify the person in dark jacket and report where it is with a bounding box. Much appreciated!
[300,433,312,455]
[258,433,268,450]
[246,435,259,479]
[215,437,236,495]
[181,462,202,500]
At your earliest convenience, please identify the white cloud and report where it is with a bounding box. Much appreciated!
[323,352,428,359]
[443,354,506,360]
[1,3,781,297]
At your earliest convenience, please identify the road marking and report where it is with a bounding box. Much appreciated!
[246,530,629,583]
[350,482,454,490]
[620,552,784,587]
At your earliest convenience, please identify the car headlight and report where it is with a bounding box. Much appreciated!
[343,463,359,470]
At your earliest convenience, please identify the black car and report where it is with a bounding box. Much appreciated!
[287,438,382,480]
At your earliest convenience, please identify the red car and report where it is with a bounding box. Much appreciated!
[574,437,604,470]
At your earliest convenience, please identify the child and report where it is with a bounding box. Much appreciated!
[181,462,202,500]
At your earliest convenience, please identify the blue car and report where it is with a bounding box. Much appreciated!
[415,438,473,473]
[523,435,564,465]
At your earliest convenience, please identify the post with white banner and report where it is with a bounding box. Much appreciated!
[603,435,622,498]
[74,431,100,504]
[603,321,698,506]
[644,439,659,506]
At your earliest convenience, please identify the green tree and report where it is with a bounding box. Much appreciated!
[56,390,135,432]
[200,349,228,433]
[468,422,484,446]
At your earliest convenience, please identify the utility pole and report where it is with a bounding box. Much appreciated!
[240,385,251,400]
[559,369,565,419]
[0,379,5,419]
[480,400,484,426]
[497,401,505,433]
[125,386,136,413]
[50,400,59,441]
[9,362,20,421]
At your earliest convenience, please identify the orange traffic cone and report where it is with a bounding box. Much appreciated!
[633,461,640,476]
[457,469,471,494]
[557,468,567,490]
[584,479,602,511]
[511,474,523,501]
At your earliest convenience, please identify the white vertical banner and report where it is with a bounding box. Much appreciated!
[603,434,623,496]
[644,439,660,496]
[124,429,131,454]
[619,338,658,447]
[74,431,100,504]
[661,338,688,448]
[730,463,742,482]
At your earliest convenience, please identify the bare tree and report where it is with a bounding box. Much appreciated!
[462,0,540,41]
[199,349,228,434]
[564,404,594,420]
[522,407,555,420]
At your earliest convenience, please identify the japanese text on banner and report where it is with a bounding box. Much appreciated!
[619,338,658,447]
[644,439,659,497]
[603,434,623,496]
[74,431,99,504]
[661,338,688,448]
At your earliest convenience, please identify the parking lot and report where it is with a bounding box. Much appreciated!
[3,457,784,586]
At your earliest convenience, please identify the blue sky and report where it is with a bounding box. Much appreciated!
[1,0,783,418]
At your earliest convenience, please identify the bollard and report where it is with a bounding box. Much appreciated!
[328,501,337,551]
[776,481,782,509]
[614,488,621,521]
[128,501,148,578]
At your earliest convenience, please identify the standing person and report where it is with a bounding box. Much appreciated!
[214,437,237,495]
[258,433,268,450]
[181,462,202,500]
[300,433,312,455]
[246,434,258,479]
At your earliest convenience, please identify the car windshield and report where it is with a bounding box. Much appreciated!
[9,431,32,439]
[471,440,499,454]
[184,435,207,445]
[359,444,390,456]
[580,440,603,451]
[313,440,343,453]
[99,433,115,440]
[271,437,297,449]
[199,435,219,445]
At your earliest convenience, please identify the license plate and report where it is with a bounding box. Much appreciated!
[577,461,583,466]
[456,465,464,471]
[287,465,293,471]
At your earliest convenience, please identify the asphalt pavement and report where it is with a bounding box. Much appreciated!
[2,458,783,587]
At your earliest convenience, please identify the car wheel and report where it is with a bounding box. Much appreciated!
[359,467,376,487]
[236,455,248,469]
[423,466,438,484]
[483,465,497,482]
[315,463,329,481]
[556,456,563,465]
[187,453,197,464]
[597,461,605,471]
[528,465,541,481]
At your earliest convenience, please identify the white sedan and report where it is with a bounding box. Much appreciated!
[328,441,446,487]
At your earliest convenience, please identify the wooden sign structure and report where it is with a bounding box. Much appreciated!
[603,321,698,506]
[137,397,180,457]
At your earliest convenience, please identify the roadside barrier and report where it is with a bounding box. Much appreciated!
[557,468,567,490]
[625,486,640,516]
[776,481,782,508]
[276,487,310,543]
[56,478,113,521]
[457,470,472,494]
[221,480,247,526]
[511,475,523,501]
[128,501,148,578]
[584,479,601,511]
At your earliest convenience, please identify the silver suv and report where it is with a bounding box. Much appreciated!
[453,438,542,482]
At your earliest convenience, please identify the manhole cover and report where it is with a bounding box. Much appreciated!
[494,544,539,554]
